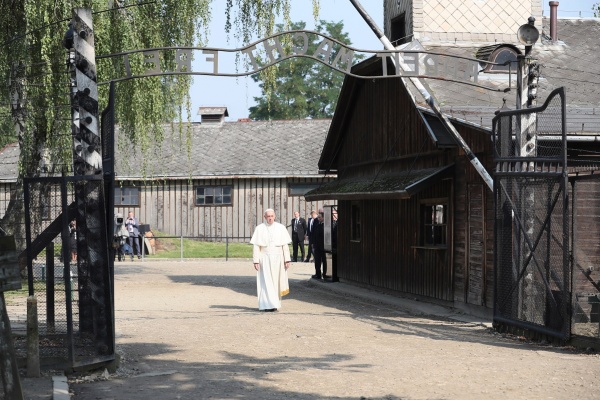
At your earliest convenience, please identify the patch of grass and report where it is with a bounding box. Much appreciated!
[147,233,253,259]
[146,232,294,259]
[3,280,29,304]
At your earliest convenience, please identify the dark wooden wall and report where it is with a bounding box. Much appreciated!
[336,78,442,178]
[333,76,497,307]
[337,179,454,301]
[114,177,332,240]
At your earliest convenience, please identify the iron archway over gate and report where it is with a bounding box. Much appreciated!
[15,7,533,370]
[492,87,571,339]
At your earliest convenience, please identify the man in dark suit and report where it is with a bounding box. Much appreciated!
[311,211,327,279]
[290,211,307,262]
[305,210,318,262]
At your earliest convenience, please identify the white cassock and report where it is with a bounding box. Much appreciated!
[250,221,292,310]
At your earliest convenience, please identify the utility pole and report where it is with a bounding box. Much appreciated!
[516,17,541,322]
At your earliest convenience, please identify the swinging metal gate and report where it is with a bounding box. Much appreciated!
[22,175,114,369]
[492,88,571,339]
[18,82,117,370]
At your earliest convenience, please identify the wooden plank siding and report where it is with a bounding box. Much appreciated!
[337,179,454,301]
[114,177,332,241]
[453,146,495,308]
[330,75,498,306]
[338,79,440,170]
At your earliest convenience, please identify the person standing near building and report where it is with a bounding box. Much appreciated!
[113,213,130,262]
[311,211,328,280]
[305,210,318,262]
[125,211,141,261]
[332,208,338,252]
[290,211,307,262]
[69,219,77,262]
[250,208,292,311]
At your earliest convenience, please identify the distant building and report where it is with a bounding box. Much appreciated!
[0,108,335,240]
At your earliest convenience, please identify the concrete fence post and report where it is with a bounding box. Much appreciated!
[27,295,40,378]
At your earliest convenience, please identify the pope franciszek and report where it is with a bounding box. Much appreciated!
[250,208,292,311]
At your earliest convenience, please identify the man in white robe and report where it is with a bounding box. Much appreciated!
[250,209,292,311]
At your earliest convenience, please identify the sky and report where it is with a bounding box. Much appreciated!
[189,0,599,122]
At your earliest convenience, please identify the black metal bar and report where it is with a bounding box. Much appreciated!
[60,174,75,365]
[493,157,565,163]
[494,171,565,178]
[102,80,116,357]
[562,88,572,338]
[46,243,55,332]
[24,178,34,296]
[493,314,568,340]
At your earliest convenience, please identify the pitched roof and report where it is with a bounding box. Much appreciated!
[320,17,600,172]
[305,165,453,201]
[416,17,600,133]
[0,119,331,181]
[117,119,331,179]
[0,143,19,182]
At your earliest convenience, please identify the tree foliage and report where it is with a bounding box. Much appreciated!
[594,3,600,17]
[0,0,319,173]
[249,20,356,120]
[0,0,319,235]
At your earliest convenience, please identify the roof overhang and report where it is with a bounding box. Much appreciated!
[116,173,332,181]
[305,165,453,201]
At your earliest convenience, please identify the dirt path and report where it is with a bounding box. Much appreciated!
[70,260,600,399]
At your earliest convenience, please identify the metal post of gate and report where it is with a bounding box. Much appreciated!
[226,236,229,261]
[46,243,55,332]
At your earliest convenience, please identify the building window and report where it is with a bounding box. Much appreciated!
[196,186,232,206]
[477,45,519,74]
[390,13,407,46]
[289,183,320,196]
[115,187,139,206]
[422,203,447,247]
[351,202,361,241]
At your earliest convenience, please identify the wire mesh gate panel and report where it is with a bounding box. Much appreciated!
[571,177,600,338]
[20,176,115,369]
[492,88,571,339]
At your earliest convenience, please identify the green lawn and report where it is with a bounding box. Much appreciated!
[148,237,252,258]
[145,233,294,259]
[21,232,295,261]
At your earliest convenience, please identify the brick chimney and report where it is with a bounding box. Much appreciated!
[549,1,559,42]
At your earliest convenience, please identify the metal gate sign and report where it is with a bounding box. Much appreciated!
[0,236,21,292]
[98,30,505,92]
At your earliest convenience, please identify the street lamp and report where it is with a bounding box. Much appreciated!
[516,17,540,110]
[517,16,540,55]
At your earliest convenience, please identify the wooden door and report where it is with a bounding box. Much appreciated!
[467,184,485,306]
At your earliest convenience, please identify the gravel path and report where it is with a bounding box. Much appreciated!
[70,259,600,399]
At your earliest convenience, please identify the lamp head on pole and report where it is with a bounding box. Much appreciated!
[517,16,540,55]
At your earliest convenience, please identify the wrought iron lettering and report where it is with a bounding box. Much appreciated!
[97,30,503,92]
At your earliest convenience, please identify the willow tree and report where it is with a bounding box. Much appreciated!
[0,0,319,240]
[249,20,357,120]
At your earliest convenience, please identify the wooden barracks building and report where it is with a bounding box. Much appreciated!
[306,0,600,335]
